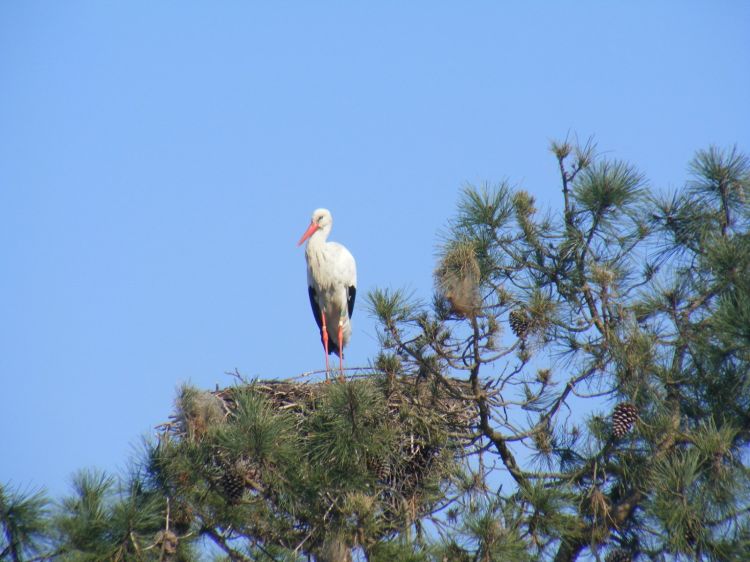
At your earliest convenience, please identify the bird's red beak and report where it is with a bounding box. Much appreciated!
[297,221,319,246]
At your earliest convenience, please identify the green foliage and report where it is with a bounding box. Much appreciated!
[308,381,393,476]
[217,390,299,468]
[368,539,429,562]
[2,471,198,561]
[53,469,180,561]
[367,288,420,326]
[0,483,50,561]
[573,159,646,219]
[147,378,467,560]
[688,145,750,230]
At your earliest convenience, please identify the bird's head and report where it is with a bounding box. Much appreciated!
[297,208,332,246]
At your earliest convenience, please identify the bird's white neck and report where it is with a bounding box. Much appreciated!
[305,225,331,254]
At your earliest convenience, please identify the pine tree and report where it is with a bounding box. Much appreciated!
[52,469,194,561]
[145,378,473,561]
[366,140,750,560]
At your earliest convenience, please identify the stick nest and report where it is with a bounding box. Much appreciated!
[155,373,479,542]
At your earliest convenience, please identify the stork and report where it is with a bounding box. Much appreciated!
[297,208,357,381]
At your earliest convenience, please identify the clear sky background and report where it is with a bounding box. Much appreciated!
[2,2,749,499]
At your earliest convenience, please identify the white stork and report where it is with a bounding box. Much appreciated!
[297,208,357,380]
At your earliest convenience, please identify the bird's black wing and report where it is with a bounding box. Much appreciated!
[348,286,356,318]
[308,286,323,331]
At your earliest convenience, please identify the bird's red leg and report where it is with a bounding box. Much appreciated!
[320,312,330,381]
[337,319,345,383]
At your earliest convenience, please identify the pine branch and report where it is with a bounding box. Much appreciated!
[203,527,252,561]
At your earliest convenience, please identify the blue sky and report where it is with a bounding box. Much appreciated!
[1,2,748,498]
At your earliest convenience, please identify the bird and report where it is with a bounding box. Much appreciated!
[297,208,357,381]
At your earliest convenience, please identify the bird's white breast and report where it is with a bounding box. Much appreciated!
[306,241,357,291]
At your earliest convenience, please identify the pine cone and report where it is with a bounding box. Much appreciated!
[509,309,530,338]
[215,457,247,503]
[367,456,392,483]
[605,549,631,562]
[220,467,245,503]
[612,403,638,438]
